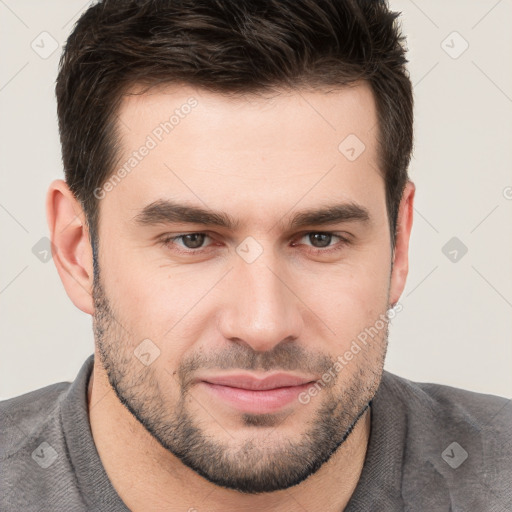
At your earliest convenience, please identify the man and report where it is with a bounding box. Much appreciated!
[1,0,510,510]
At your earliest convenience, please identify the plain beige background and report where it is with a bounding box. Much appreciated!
[1,0,511,400]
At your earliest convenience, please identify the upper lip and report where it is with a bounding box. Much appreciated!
[199,373,317,391]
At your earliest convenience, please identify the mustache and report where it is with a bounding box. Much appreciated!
[177,342,336,390]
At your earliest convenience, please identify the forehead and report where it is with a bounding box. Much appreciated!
[117,82,378,158]
[103,82,384,231]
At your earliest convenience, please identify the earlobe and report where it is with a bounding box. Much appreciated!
[46,179,95,315]
[389,180,415,307]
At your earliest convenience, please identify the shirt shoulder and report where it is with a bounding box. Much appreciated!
[381,370,511,430]
[0,381,70,459]
[0,381,88,511]
[379,371,512,510]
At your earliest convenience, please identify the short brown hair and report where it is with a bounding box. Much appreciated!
[56,0,413,251]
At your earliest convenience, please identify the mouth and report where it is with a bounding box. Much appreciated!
[197,373,318,415]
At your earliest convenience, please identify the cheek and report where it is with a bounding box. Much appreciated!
[302,255,390,348]
[101,255,213,356]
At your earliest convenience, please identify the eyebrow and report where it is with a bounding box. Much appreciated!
[133,199,371,231]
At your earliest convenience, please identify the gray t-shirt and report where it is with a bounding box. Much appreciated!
[1,354,511,511]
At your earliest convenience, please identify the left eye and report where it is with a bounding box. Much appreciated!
[296,232,343,248]
[165,233,212,250]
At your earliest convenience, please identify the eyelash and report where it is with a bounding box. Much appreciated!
[158,231,351,257]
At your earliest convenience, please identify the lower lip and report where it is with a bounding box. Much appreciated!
[199,381,314,415]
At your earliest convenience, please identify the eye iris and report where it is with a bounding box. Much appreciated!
[309,233,331,248]
[183,233,205,249]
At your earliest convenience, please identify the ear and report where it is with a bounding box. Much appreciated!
[46,179,95,315]
[389,180,415,307]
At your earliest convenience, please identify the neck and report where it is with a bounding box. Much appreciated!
[87,361,371,512]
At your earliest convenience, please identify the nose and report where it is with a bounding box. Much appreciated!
[217,251,305,353]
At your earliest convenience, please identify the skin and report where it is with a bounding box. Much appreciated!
[47,82,414,511]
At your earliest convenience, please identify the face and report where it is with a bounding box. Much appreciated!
[91,83,396,494]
